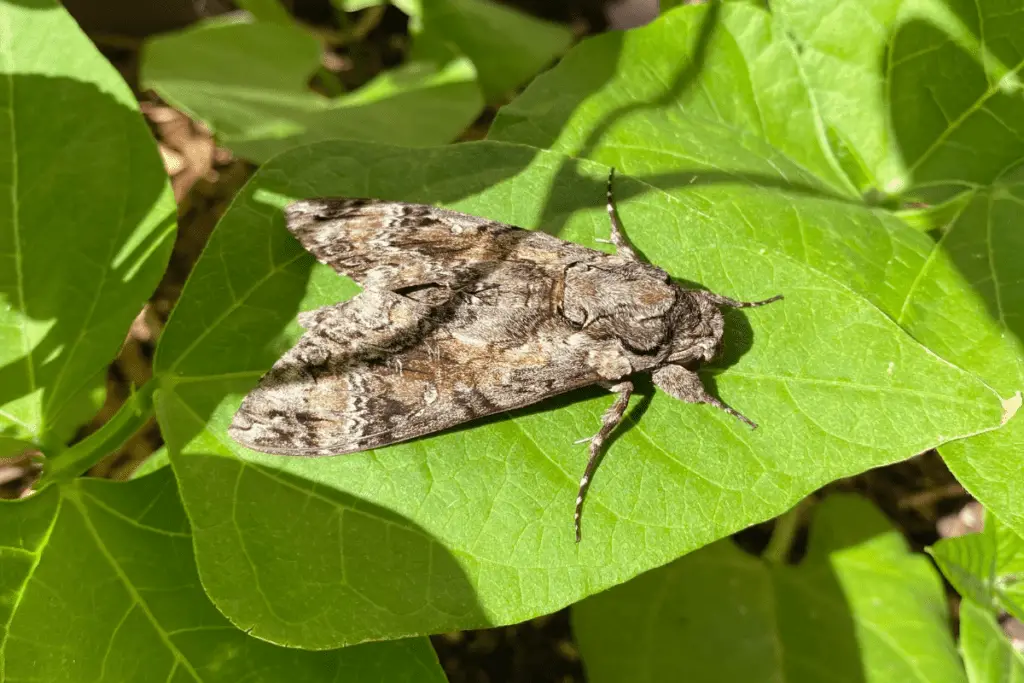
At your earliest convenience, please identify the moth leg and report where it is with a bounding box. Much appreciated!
[575,380,634,543]
[605,168,639,261]
[652,364,758,429]
[700,291,784,309]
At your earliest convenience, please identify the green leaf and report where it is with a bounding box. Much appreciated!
[489,2,852,193]
[0,469,445,682]
[140,20,483,163]
[410,0,573,101]
[773,0,1024,198]
[491,2,1024,539]
[234,0,294,24]
[929,510,1024,622]
[152,139,1003,648]
[574,494,965,683]
[959,599,1024,683]
[772,0,1024,538]
[0,2,176,455]
[900,180,1024,537]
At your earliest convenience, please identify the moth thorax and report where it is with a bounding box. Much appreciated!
[666,292,725,364]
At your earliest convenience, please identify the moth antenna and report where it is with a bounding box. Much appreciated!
[575,381,634,543]
[604,168,640,261]
[703,292,784,308]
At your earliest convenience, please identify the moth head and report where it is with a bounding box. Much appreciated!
[665,290,726,364]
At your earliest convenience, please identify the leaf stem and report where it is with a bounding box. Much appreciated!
[43,382,157,487]
[762,497,811,565]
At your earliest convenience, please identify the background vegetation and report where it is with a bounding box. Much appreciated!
[1,0,1021,681]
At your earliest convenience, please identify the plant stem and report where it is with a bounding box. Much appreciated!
[43,382,157,487]
[762,497,811,565]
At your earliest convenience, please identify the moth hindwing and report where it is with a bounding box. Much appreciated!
[229,169,782,542]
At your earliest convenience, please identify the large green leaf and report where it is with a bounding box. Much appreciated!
[491,1,1024,538]
[0,468,445,683]
[141,19,483,163]
[573,495,964,683]
[769,0,1024,538]
[0,1,176,456]
[929,510,1024,622]
[152,139,1002,648]
[959,599,1024,683]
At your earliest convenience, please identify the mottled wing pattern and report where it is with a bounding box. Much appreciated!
[285,198,598,292]
[229,290,634,456]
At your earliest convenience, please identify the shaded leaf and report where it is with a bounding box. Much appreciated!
[0,469,445,682]
[774,0,1024,199]
[0,1,176,456]
[574,495,965,683]
[141,19,483,163]
[410,0,573,101]
[773,0,1024,537]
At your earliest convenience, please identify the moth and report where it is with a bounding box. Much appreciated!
[229,170,782,542]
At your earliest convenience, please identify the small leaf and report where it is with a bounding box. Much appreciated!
[234,0,294,24]
[929,510,1024,622]
[574,495,966,683]
[141,20,483,163]
[959,599,1024,683]
[0,469,446,682]
[0,1,176,454]
[410,0,573,101]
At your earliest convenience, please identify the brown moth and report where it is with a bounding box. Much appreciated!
[229,170,782,541]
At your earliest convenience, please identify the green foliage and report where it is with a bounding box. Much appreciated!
[0,1,443,679]
[930,510,1024,622]
[0,1,176,458]
[2,0,1023,679]
[959,600,1024,683]
[140,0,571,162]
[492,0,1024,539]
[141,19,483,163]
[928,509,1024,682]
[574,495,965,683]
[0,469,445,683]
[154,139,1000,648]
